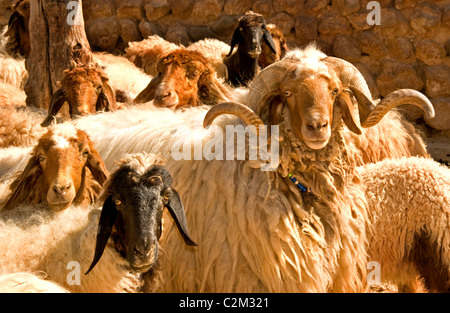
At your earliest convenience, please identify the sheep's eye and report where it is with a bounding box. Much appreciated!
[96,86,102,93]
[331,88,339,96]
[114,199,122,206]
[82,150,90,158]
[283,90,292,97]
[37,154,45,162]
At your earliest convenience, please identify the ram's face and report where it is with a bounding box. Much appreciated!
[280,67,342,150]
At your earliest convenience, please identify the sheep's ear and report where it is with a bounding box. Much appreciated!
[165,189,197,246]
[2,156,41,211]
[227,27,242,57]
[134,75,161,104]
[198,72,230,105]
[86,147,108,186]
[268,95,285,126]
[263,26,277,55]
[336,89,362,135]
[85,195,118,275]
[41,89,67,127]
[97,81,117,112]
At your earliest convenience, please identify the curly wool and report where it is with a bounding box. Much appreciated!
[359,157,450,292]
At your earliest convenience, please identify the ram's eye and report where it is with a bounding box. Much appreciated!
[331,88,339,96]
[96,85,102,93]
[114,199,122,206]
[283,90,292,97]
[82,150,90,157]
[38,154,46,162]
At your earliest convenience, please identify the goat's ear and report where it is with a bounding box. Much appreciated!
[41,89,67,127]
[263,26,277,55]
[134,75,161,104]
[336,89,362,135]
[268,95,285,126]
[227,27,242,57]
[2,156,41,211]
[87,147,108,186]
[97,81,117,112]
[165,189,197,246]
[86,195,118,275]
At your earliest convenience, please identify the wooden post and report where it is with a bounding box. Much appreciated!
[25,0,92,109]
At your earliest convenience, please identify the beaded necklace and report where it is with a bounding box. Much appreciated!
[288,173,311,193]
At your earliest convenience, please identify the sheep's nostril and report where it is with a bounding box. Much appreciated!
[53,183,72,195]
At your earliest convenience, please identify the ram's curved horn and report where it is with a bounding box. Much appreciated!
[203,101,264,131]
[323,56,435,128]
[361,89,435,127]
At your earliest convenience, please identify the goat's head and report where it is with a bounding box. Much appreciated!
[258,24,289,69]
[3,124,108,211]
[134,49,230,109]
[41,64,116,127]
[86,154,196,274]
[204,46,435,151]
[227,11,276,59]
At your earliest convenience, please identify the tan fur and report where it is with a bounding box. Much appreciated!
[126,35,179,77]
[258,24,289,69]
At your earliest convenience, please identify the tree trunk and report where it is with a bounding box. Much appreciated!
[25,0,92,110]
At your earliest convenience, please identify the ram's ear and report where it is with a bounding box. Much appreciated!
[267,95,285,126]
[41,89,67,127]
[134,75,162,104]
[85,195,118,274]
[165,189,197,246]
[227,27,242,57]
[336,89,362,135]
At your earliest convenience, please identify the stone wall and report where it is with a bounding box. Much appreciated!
[81,0,450,130]
[1,0,449,130]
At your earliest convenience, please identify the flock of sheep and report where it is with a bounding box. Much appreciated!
[0,3,449,293]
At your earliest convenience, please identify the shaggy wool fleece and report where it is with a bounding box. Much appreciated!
[0,204,141,293]
[359,157,450,292]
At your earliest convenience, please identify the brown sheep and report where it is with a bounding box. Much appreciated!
[134,49,231,109]
[258,24,289,69]
[41,63,117,127]
[2,124,108,211]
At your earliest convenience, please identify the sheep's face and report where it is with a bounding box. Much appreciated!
[87,159,196,275]
[279,67,341,150]
[229,13,276,60]
[153,51,211,109]
[34,126,100,210]
[107,166,173,273]
[60,67,105,116]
